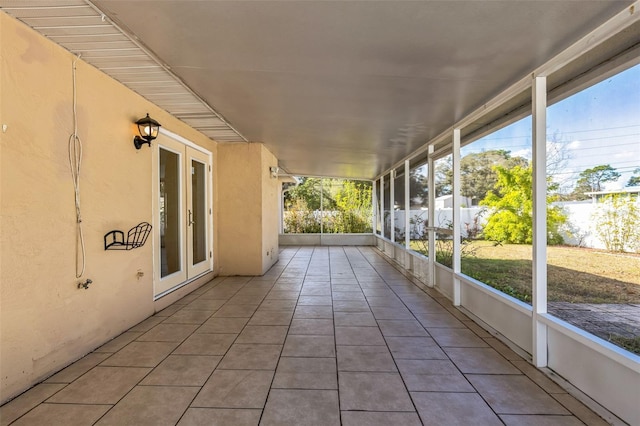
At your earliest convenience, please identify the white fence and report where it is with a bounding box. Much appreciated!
[390,200,638,252]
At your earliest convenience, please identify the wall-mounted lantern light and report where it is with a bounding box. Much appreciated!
[133,113,161,149]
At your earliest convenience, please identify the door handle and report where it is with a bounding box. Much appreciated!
[188,209,195,226]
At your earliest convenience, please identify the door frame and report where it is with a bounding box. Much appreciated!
[152,128,213,299]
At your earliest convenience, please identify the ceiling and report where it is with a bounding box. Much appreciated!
[2,1,635,179]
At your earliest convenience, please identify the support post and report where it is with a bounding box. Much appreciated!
[405,160,411,250]
[452,129,462,306]
[390,170,395,243]
[427,145,436,288]
[532,75,548,367]
[380,176,385,239]
[372,179,378,235]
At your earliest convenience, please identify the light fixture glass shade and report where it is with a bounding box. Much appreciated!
[135,113,161,142]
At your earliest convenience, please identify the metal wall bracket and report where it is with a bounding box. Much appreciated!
[104,222,152,250]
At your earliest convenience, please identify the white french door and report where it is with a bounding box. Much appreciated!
[153,132,212,297]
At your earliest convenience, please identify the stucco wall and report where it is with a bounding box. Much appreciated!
[217,143,279,275]
[261,147,280,274]
[0,13,218,403]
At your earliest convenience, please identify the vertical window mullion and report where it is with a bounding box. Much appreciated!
[532,76,548,367]
[453,129,462,306]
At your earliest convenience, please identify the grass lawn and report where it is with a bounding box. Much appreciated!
[413,240,640,304]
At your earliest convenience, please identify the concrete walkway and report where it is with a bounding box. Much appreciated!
[1,247,608,425]
[549,302,640,342]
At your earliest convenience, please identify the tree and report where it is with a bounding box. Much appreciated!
[480,165,566,244]
[435,156,452,197]
[592,194,640,253]
[627,168,640,187]
[571,164,621,199]
[459,150,528,203]
[408,168,428,207]
[285,177,335,210]
[331,180,372,233]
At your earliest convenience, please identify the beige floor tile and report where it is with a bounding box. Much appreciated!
[365,296,404,307]
[218,344,282,370]
[339,372,413,411]
[428,327,488,347]
[384,336,447,359]
[297,295,333,305]
[236,326,288,344]
[95,331,144,352]
[182,298,226,311]
[247,310,293,326]
[334,312,377,327]
[500,414,584,425]
[258,299,297,310]
[140,355,220,386]
[396,359,458,375]
[331,284,361,292]
[137,324,199,342]
[341,411,422,426]
[467,375,570,415]
[370,306,415,320]
[155,304,184,317]
[192,370,273,408]
[415,312,466,328]
[551,393,610,426]
[196,317,249,334]
[228,295,266,305]
[128,317,165,333]
[511,361,566,394]
[265,290,300,300]
[176,293,202,305]
[362,288,396,297]
[173,333,237,355]
[282,335,336,358]
[11,403,110,426]
[293,305,334,319]
[177,408,261,426]
[95,385,198,426]
[301,286,332,296]
[163,309,215,324]
[0,383,66,426]
[464,320,493,337]
[100,341,178,367]
[377,319,428,337]
[411,392,503,426]
[213,304,259,318]
[445,347,520,374]
[332,300,371,312]
[47,366,150,404]
[403,370,475,392]
[289,319,334,335]
[45,352,111,383]
[272,357,337,389]
[335,326,385,346]
[271,283,303,291]
[484,337,524,360]
[332,291,366,301]
[261,389,340,426]
[337,345,396,372]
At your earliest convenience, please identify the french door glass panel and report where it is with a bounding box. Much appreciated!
[187,148,210,278]
[160,149,182,277]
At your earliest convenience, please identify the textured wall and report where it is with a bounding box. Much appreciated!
[217,143,279,275]
[0,12,217,403]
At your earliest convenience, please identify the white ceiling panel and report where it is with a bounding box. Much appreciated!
[0,0,247,145]
[2,0,635,178]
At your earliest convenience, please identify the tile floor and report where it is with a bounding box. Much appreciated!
[1,247,609,426]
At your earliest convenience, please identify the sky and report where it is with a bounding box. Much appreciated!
[462,63,640,192]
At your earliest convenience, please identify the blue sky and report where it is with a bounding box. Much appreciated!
[463,63,640,191]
